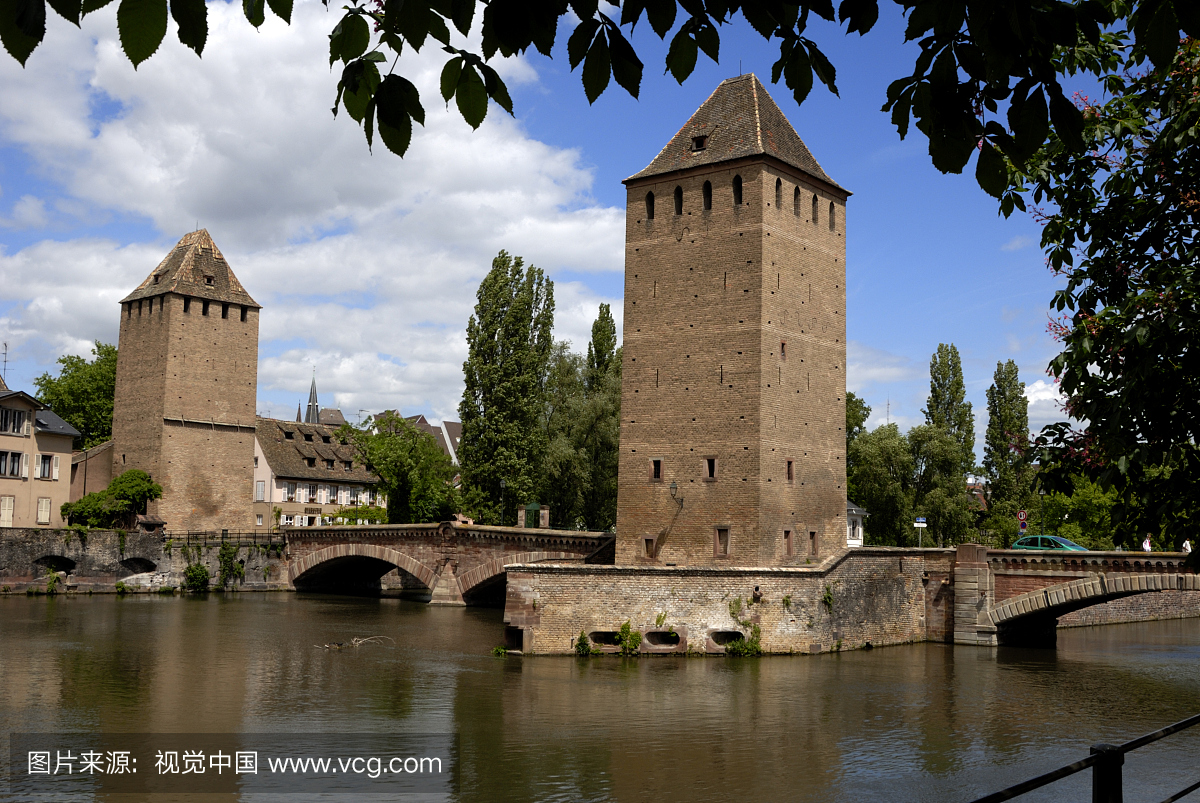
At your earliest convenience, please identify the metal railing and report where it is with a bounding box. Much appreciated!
[969,712,1200,803]
[163,530,282,547]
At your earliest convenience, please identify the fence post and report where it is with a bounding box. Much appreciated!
[1091,744,1123,803]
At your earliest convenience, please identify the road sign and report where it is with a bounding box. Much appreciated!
[915,517,926,523]
[914,523,928,528]
[1017,510,1027,522]
[1020,521,1028,530]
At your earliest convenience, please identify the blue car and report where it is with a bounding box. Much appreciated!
[1012,535,1088,551]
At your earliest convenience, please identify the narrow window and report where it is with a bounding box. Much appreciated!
[794,186,801,216]
[221,303,229,319]
[183,297,191,313]
[256,514,264,526]
[37,497,51,525]
[652,459,662,480]
[715,527,730,556]
[812,194,819,225]
[703,180,712,210]
[126,303,132,318]
[148,298,154,315]
[784,530,793,556]
[202,300,210,316]
[706,458,716,479]
[829,201,836,231]
[240,305,248,322]
[286,482,296,502]
[674,186,683,215]
[153,273,161,284]
[137,300,142,316]
[786,460,794,482]
[653,280,657,298]
[645,192,655,220]
[644,537,656,557]
[810,531,818,556]
[780,341,786,360]
[255,481,265,502]
[775,178,782,208]
[732,175,743,206]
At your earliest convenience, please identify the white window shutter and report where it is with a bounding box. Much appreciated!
[52,455,59,481]
[20,454,28,478]
[34,454,41,478]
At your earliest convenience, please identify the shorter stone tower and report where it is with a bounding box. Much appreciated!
[112,230,261,531]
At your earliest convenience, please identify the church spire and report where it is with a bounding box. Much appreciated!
[305,374,320,424]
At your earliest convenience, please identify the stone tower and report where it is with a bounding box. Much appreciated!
[616,75,850,566]
[112,230,261,531]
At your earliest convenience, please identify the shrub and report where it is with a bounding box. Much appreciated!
[724,625,764,657]
[217,542,245,588]
[183,563,210,592]
[115,581,129,595]
[574,630,599,656]
[490,645,508,657]
[617,620,641,656]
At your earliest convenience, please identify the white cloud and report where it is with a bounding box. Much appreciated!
[1,196,49,229]
[0,1,622,421]
[1001,234,1035,251]
[847,340,923,392]
[1024,378,1067,431]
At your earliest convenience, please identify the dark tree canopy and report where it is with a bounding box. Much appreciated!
[33,341,117,449]
[61,469,162,529]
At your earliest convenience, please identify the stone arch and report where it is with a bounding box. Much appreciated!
[289,543,437,589]
[456,551,576,599]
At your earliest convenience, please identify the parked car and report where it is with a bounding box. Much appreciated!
[1012,535,1088,551]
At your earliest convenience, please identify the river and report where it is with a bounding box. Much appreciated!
[2,594,1198,802]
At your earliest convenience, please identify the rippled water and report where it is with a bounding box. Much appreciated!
[2,594,1198,802]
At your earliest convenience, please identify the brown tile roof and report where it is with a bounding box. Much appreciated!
[122,229,261,307]
[626,74,844,192]
[318,408,347,427]
[255,417,377,484]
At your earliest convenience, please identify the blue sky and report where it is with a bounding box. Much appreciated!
[0,1,1066,458]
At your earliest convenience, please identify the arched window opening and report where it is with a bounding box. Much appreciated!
[703,181,712,211]
[793,186,801,216]
[645,192,655,220]
[812,194,819,225]
[775,178,782,209]
[674,186,683,215]
[732,175,743,206]
[829,201,836,230]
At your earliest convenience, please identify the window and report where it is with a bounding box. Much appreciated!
[137,300,142,316]
[691,135,707,150]
[651,459,662,481]
[37,497,51,525]
[325,459,334,469]
[303,433,313,442]
[255,481,265,502]
[674,186,683,215]
[148,298,154,314]
[308,484,318,502]
[0,496,11,527]
[284,431,294,440]
[784,530,793,556]
[644,537,655,557]
[153,273,161,284]
[183,297,191,313]
[322,436,331,444]
[794,186,801,216]
[202,300,210,316]
[715,527,730,556]
[240,306,248,322]
[0,408,23,434]
[732,175,743,206]
[305,458,316,468]
[809,531,818,556]
[705,457,717,480]
[38,454,51,479]
[703,180,712,210]
[8,453,22,477]
[780,341,786,360]
[645,192,655,220]
[253,456,258,468]
[812,194,819,224]
[829,201,836,230]
[285,482,296,502]
[775,178,782,208]
[204,275,214,286]
[282,514,293,526]
[0,453,7,475]
[221,303,229,319]
[256,514,264,526]
[343,461,352,471]
[349,488,360,504]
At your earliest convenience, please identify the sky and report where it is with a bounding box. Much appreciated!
[0,0,1068,458]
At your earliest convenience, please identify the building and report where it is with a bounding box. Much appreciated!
[297,375,348,427]
[252,417,384,530]
[109,229,261,532]
[405,414,461,466]
[0,379,80,527]
[615,75,849,566]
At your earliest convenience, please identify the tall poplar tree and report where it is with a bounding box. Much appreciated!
[845,391,871,503]
[924,343,975,474]
[983,360,1033,542]
[459,251,555,525]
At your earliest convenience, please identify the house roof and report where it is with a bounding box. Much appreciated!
[319,408,347,427]
[255,417,377,484]
[847,503,870,517]
[626,74,844,193]
[121,229,261,308]
[405,414,461,465]
[72,439,113,464]
[35,409,81,438]
[0,390,43,409]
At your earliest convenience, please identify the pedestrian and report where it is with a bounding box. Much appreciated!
[1183,539,1193,555]
[1142,535,1153,552]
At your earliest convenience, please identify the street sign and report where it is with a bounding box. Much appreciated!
[914,523,928,528]
[1020,521,1027,530]
[915,517,926,522]
[1017,510,1027,522]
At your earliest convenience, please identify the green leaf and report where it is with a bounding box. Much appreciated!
[0,0,41,64]
[375,74,415,155]
[80,0,112,15]
[581,28,610,103]
[838,0,877,35]
[377,113,412,156]
[46,0,80,26]
[118,0,167,66]
[1012,86,1048,159]
[694,21,718,62]
[1048,88,1086,152]
[455,63,488,128]
[170,0,205,55]
[665,27,697,84]
[975,140,1007,198]
[479,63,512,114]
[567,19,598,69]
[13,0,44,40]
[341,14,370,61]
[341,59,381,122]
[450,0,471,34]
[242,0,263,27]
[265,0,290,23]
[803,38,837,95]
[644,0,674,37]
[1175,0,1200,38]
[783,43,813,106]
[607,25,642,98]
[440,56,462,102]
[890,87,912,138]
[1142,1,1179,69]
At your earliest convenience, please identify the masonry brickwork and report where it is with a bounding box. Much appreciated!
[112,230,260,532]
[616,74,849,568]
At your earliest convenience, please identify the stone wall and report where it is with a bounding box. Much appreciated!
[504,547,954,655]
[1058,590,1200,628]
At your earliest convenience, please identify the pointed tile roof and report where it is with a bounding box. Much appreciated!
[627,74,844,192]
[121,229,260,307]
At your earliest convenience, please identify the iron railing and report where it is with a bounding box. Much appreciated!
[969,712,1200,803]
[163,530,281,547]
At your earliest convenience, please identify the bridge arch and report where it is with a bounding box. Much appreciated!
[290,543,438,594]
[456,551,577,602]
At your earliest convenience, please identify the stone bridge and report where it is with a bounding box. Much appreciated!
[285,522,612,604]
[953,544,1199,647]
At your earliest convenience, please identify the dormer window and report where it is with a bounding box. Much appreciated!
[304,433,313,442]
[204,275,214,286]
[691,135,708,151]
[305,458,316,467]
[283,431,294,440]
[322,436,331,444]
[153,273,161,284]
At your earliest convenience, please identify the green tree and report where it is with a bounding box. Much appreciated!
[909,424,975,547]
[1041,475,1117,551]
[338,411,458,523]
[845,391,871,503]
[60,469,162,528]
[33,341,117,449]
[848,423,913,547]
[981,360,1033,545]
[459,251,555,525]
[923,343,975,475]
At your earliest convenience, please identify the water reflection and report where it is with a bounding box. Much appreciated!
[2,595,1198,802]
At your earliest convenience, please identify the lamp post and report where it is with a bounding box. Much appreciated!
[1038,487,1046,536]
[499,479,507,527]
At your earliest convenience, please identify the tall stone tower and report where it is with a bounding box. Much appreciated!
[112,230,261,531]
[616,75,849,566]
